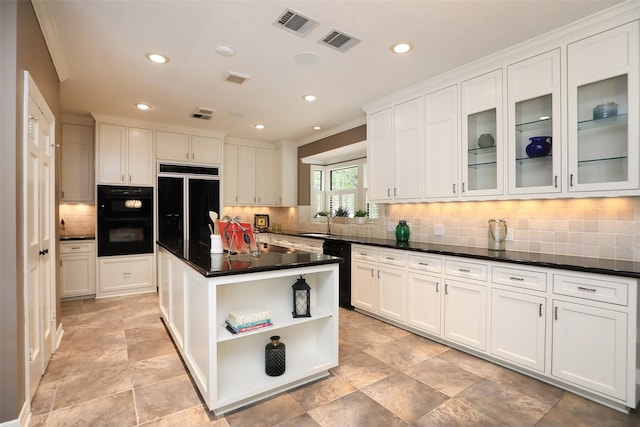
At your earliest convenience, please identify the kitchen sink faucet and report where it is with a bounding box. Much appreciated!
[314,211,332,235]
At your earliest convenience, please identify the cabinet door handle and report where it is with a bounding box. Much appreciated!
[121,174,125,182]
[436,282,439,293]
[445,284,448,294]
[62,190,65,199]
[186,153,189,160]
[129,175,132,182]
[453,183,456,194]
[554,175,558,188]
[462,182,465,193]
[377,270,380,279]
[554,306,558,320]
[370,268,374,277]
[192,153,195,160]
[387,188,391,197]
[570,174,574,187]
[509,276,524,282]
[577,286,597,293]
[539,303,542,317]
[394,188,397,196]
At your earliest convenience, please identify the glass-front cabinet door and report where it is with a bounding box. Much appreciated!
[567,21,639,193]
[507,49,561,195]
[461,69,504,197]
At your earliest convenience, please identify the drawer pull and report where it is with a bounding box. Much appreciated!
[577,286,597,293]
[418,262,429,266]
[509,276,524,282]
[123,272,132,278]
[71,246,81,250]
[458,268,470,273]
[386,257,395,261]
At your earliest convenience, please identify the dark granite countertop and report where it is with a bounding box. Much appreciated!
[270,230,640,279]
[60,236,95,241]
[157,240,342,278]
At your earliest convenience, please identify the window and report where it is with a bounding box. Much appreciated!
[310,159,378,220]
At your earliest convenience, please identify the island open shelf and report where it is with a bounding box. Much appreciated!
[157,244,340,415]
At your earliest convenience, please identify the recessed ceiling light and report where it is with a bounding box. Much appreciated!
[313,126,322,130]
[303,94,317,102]
[391,42,413,54]
[146,52,169,64]
[136,103,151,111]
[254,124,265,130]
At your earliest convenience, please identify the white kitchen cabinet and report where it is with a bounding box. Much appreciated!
[97,254,155,298]
[567,21,639,193]
[275,144,297,206]
[60,240,95,298]
[156,131,222,165]
[377,250,407,323]
[507,49,562,195]
[424,85,459,199]
[490,288,546,371]
[61,123,94,202]
[223,143,238,205]
[96,123,154,185]
[227,144,275,206]
[367,98,423,202]
[461,69,504,198]
[552,299,627,400]
[407,272,442,335]
[351,246,378,312]
[366,107,393,201]
[443,278,487,351]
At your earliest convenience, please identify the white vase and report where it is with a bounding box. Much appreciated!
[356,217,366,225]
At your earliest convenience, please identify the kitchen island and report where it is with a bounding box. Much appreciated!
[156,241,341,415]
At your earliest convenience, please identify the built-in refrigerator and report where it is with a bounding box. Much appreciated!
[157,163,221,254]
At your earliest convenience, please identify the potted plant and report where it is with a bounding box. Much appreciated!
[332,207,350,223]
[354,210,367,225]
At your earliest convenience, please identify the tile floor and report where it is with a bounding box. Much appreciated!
[29,292,640,426]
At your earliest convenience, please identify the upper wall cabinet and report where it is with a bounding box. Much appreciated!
[368,97,423,202]
[567,21,639,193]
[275,144,297,206]
[61,123,94,202]
[424,85,459,199]
[224,143,275,206]
[156,130,222,165]
[507,49,562,195]
[96,123,154,186]
[461,69,504,198]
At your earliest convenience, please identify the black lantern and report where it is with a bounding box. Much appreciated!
[292,275,311,318]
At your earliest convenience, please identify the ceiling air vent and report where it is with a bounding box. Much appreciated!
[226,71,251,85]
[319,29,360,52]
[273,9,318,37]
[191,107,214,120]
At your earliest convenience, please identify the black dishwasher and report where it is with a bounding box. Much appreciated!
[322,240,353,309]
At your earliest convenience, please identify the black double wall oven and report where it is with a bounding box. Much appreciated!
[97,185,154,257]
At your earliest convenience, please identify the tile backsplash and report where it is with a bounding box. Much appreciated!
[227,197,640,263]
[59,203,96,238]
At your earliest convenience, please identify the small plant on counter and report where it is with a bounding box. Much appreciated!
[355,209,367,225]
[333,207,350,217]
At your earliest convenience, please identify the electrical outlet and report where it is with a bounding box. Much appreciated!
[506,228,514,241]
[434,224,444,236]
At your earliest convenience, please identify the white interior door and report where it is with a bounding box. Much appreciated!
[24,71,56,400]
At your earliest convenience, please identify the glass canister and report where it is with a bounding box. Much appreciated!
[265,335,286,376]
[395,220,410,242]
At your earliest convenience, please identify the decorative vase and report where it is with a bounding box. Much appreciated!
[265,335,285,376]
[356,217,366,225]
[526,136,552,158]
[395,220,410,242]
[477,133,495,148]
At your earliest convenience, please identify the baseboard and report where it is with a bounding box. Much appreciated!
[55,322,64,350]
[0,401,29,427]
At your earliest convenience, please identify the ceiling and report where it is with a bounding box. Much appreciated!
[35,0,623,144]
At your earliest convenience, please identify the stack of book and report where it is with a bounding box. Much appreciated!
[225,308,272,334]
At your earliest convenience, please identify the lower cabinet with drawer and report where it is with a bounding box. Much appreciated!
[60,240,96,298]
[350,245,639,412]
[97,254,155,298]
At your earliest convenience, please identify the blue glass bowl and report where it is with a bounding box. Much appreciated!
[526,136,552,157]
